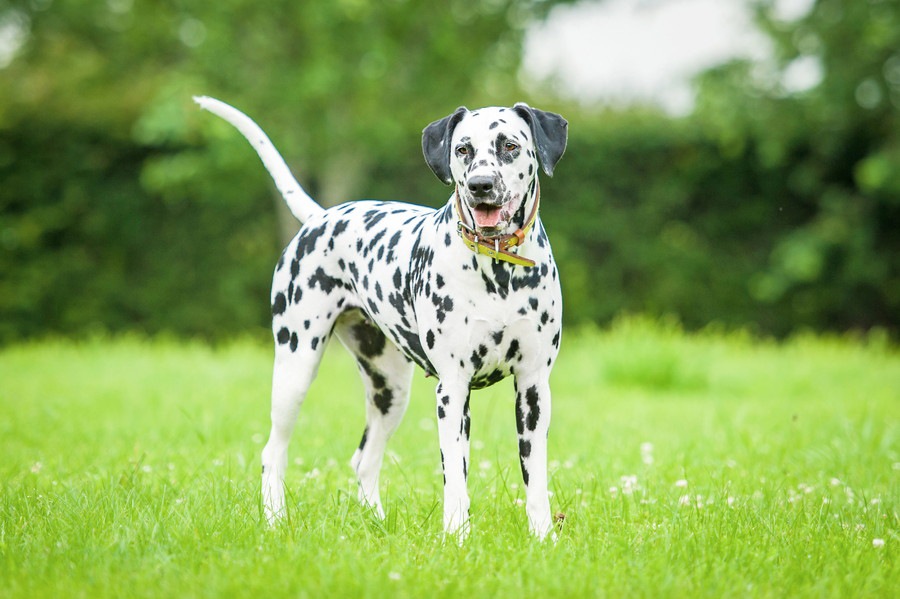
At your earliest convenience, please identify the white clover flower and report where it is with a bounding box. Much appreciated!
[675,479,688,488]
[640,443,654,465]
[873,538,885,548]
[621,474,639,494]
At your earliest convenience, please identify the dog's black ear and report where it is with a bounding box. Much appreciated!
[513,103,568,177]
[422,106,468,185]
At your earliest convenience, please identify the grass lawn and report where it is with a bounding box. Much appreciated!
[1,318,898,597]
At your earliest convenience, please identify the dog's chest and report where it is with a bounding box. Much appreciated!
[414,251,562,383]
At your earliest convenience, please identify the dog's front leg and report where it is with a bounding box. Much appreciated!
[515,376,554,540]
[435,380,472,541]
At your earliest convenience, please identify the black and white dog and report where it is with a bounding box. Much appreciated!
[195,97,567,540]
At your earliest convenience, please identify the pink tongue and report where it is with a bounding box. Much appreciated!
[473,205,502,228]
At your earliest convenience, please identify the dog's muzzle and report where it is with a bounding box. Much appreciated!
[454,184,541,268]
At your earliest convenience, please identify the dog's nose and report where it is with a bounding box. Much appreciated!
[467,176,494,197]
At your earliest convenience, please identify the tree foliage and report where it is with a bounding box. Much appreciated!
[542,0,899,336]
[1,0,898,342]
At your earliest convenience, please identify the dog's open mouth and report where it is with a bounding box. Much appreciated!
[471,197,518,230]
[472,203,503,229]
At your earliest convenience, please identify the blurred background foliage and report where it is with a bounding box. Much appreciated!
[0,0,898,342]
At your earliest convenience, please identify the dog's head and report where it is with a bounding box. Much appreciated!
[422,104,567,235]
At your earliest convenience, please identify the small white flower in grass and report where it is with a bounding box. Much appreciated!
[830,477,842,486]
[675,479,688,488]
[515,498,524,506]
[678,495,691,506]
[30,462,42,474]
[609,486,618,497]
[479,460,492,471]
[388,572,402,581]
[870,498,881,506]
[621,475,639,495]
[640,442,654,465]
[873,538,885,548]
[141,464,152,473]
[727,496,736,507]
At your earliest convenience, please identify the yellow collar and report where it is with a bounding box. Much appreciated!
[454,184,540,268]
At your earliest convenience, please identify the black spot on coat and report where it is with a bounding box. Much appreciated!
[272,292,287,316]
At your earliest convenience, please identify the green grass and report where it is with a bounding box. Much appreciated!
[1,318,898,598]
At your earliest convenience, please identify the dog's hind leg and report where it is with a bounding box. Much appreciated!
[334,311,414,518]
[261,315,336,526]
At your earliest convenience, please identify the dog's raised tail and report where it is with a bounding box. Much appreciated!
[193,96,322,224]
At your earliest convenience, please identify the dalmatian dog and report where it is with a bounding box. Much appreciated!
[194,96,567,540]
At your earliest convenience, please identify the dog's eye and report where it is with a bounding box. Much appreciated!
[504,142,519,152]
[455,145,469,156]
